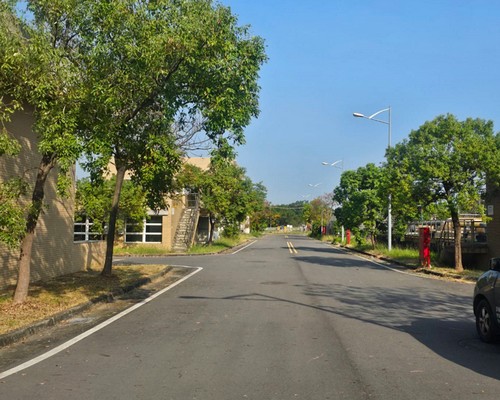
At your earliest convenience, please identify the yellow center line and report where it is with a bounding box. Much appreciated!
[287,241,298,254]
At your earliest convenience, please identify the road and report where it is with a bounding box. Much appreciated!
[1,234,499,399]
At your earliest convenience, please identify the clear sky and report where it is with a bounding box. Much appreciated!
[222,0,500,205]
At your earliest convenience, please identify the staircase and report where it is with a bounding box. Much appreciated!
[172,195,200,252]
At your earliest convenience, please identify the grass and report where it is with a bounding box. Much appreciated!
[0,264,168,336]
[113,244,171,256]
[113,234,258,256]
[188,234,256,254]
[345,242,485,280]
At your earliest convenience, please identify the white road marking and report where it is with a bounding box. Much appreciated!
[231,240,257,254]
[0,265,203,380]
[333,245,413,275]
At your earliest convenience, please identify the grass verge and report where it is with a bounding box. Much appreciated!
[345,243,484,280]
[188,234,257,254]
[0,264,167,336]
[113,234,259,256]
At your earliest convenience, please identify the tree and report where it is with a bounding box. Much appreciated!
[1,1,83,303]
[333,164,385,247]
[271,201,307,227]
[71,0,267,275]
[0,178,28,248]
[306,195,334,237]
[198,156,246,241]
[250,200,275,232]
[75,177,148,238]
[1,0,266,302]
[386,114,500,271]
[177,153,267,241]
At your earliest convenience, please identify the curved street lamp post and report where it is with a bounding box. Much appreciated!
[321,160,344,240]
[353,107,392,251]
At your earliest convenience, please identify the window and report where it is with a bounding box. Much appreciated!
[125,215,162,243]
[74,215,104,242]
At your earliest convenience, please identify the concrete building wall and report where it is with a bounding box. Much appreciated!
[0,105,105,289]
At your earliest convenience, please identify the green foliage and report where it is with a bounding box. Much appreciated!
[75,0,267,181]
[76,177,148,234]
[333,163,385,242]
[1,0,83,175]
[222,222,240,239]
[1,0,83,256]
[63,0,266,270]
[0,178,28,248]
[177,156,268,237]
[387,114,500,227]
[0,129,21,157]
[267,201,306,227]
[250,200,275,232]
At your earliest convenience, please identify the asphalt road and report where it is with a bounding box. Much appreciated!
[1,234,499,399]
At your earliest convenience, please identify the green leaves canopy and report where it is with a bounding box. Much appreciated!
[75,0,267,178]
[333,163,385,242]
[76,177,148,234]
[177,157,267,237]
[386,114,500,218]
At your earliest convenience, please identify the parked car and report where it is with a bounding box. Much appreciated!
[473,258,500,342]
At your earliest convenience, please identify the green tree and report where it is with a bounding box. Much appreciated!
[333,164,385,247]
[0,178,28,248]
[271,201,307,227]
[387,114,500,271]
[75,177,148,237]
[1,1,83,303]
[71,0,267,275]
[177,154,267,241]
[306,196,333,237]
[200,156,246,241]
[250,200,275,232]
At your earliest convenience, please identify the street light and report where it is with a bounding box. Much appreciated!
[321,160,343,168]
[321,159,344,241]
[353,106,392,251]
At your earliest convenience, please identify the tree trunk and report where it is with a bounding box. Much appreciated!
[451,210,464,272]
[102,162,126,276]
[13,153,56,304]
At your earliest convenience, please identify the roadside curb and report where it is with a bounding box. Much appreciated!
[335,243,477,283]
[0,266,173,348]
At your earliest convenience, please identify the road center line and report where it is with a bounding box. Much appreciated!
[0,265,203,381]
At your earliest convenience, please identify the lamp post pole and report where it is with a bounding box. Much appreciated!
[353,107,392,251]
[321,159,343,241]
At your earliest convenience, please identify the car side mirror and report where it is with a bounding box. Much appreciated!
[490,258,500,271]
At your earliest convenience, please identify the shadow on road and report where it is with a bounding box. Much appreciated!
[179,281,500,381]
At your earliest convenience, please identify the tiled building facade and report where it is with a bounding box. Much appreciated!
[0,105,105,289]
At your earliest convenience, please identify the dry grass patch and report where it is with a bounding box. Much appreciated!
[0,264,168,336]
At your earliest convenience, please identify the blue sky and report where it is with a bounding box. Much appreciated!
[223,0,500,204]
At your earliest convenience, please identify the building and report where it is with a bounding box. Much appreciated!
[0,104,105,289]
[107,157,211,252]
